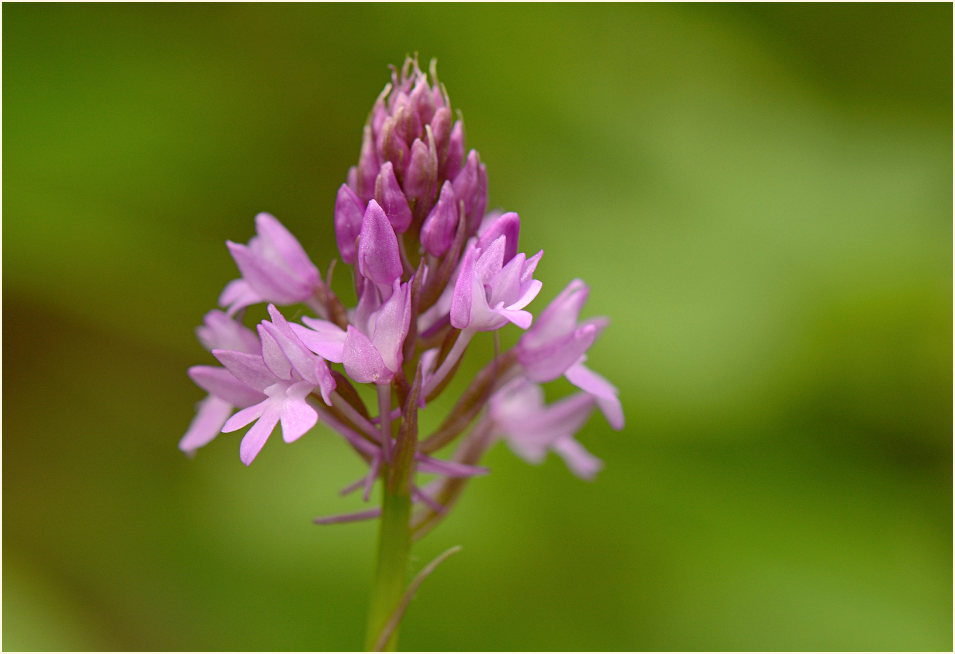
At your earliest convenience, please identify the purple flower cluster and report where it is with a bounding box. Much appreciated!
[180,57,623,530]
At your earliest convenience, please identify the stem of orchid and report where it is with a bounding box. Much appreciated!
[373,545,462,651]
[365,367,421,651]
[365,476,412,651]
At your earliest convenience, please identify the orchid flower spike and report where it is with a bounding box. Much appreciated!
[179,61,625,640]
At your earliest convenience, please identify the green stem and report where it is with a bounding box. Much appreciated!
[364,469,412,651]
[365,372,421,651]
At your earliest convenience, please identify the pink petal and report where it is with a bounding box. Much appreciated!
[222,400,266,433]
[466,264,498,330]
[179,395,234,453]
[521,250,544,283]
[238,405,281,465]
[227,241,312,304]
[279,382,319,443]
[565,361,624,430]
[370,280,411,374]
[313,360,337,406]
[474,235,505,282]
[264,305,327,385]
[496,306,534,330]
[552,437,603,480]
[258,324,293,380]
[449,246,477,329]
[188,365,267,408]
[254,213,319,285]
[488,251,525,307]
[519,324,599,383]
[218,278,262,315]
[506,434,549,465]
[521,279,589,350]
[342,325,386,383]
[212,349,276,392]
[514,392,596,437]
[294,319,347,362]
[197,310,260,354]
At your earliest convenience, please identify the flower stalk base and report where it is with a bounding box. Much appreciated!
[364,469,412,651]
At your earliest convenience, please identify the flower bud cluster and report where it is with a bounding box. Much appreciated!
[180,57,622,530]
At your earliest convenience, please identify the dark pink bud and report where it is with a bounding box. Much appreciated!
[421,181,459,257]
[403,133,438,209]
[432,82,449,112]
[357,125,379,204]
[444,119,465,181]
[358,200,402,287]
[370,84,391,135]
[375,161,413,234]
[477,211,520,263]
[335,184,364,264]
[453,150,488,234]
[409,75,435,128]
[376,116,408,173]
[430,107,452,172]
[402,101,425,146]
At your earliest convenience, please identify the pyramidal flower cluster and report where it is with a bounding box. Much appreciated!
[180,57,623,536]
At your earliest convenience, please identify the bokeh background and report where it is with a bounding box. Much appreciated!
[3,3,952,651]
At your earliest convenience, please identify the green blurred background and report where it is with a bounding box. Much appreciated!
[3,3,951,651]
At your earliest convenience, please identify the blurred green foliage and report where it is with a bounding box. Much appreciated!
[3,3,951,651]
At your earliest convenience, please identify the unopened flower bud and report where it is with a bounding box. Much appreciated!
[394,101,422,148]
[420,181,458,257]
[358,200,403,287]
[409,74,436,128]
[443,119,465,181]
[357,125,379,204]
[430,106,452,168]
[453,150,488,234]
[477,211,520,263]
[375,161,413,233]
[370,83,391,135]
[403,133,438,209]
[335,184,364,264]
[376,115,408,173]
